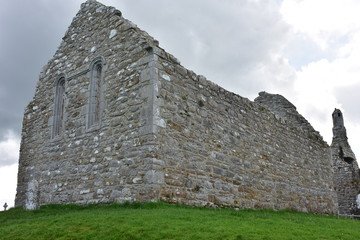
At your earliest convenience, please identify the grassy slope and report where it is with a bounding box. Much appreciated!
[0,202,359,240]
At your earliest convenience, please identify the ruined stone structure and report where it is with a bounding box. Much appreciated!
[15,0,359,214]
[331,109,360,215]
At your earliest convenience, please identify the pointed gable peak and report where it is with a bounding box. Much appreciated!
[79,0,117,15]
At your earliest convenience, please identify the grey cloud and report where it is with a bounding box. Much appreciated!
[335,84,360,123]
[0,0,82,141]
[114,0,290,97]
[0,151,18,167]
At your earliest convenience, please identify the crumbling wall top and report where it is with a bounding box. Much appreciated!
[331,108,356,161]
[332,108,344,128]
[254,91,325,143]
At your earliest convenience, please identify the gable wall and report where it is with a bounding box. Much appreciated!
[15,1,162,208]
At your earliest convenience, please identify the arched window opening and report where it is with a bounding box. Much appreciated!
[88,61,103,127]
[53,77,66,137]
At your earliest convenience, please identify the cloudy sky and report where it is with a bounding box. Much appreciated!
[1,0,360,209]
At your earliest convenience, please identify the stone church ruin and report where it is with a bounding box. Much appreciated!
[15,0,360,215]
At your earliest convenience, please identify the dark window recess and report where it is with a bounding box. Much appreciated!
[339,146,355,164]
[88,61,103,127]
[53,77,66,137]
[344,157,355,164]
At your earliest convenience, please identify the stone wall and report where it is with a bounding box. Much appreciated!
[155,54,337,213]
[16,1,163,208]
[16,0,340,214]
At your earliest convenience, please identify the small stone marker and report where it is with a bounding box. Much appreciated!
[3,202,8,211]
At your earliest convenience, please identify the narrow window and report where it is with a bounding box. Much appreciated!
[88,61,103,127]
[53,77,66,137]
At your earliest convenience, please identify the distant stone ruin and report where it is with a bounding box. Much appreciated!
[15,0,360,215]
[331,109,360,215]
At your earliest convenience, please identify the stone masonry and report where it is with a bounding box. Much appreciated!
[331,109,360,215]
[15,0,359,214]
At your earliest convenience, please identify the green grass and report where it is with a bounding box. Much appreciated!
[0,202,360,240]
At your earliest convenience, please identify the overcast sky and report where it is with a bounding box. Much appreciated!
[1,0,360,209]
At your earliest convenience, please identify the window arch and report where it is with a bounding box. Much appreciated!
[88,59,103,127]
[53,76,66,137]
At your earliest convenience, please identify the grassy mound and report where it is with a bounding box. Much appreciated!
[1,202,359,239]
